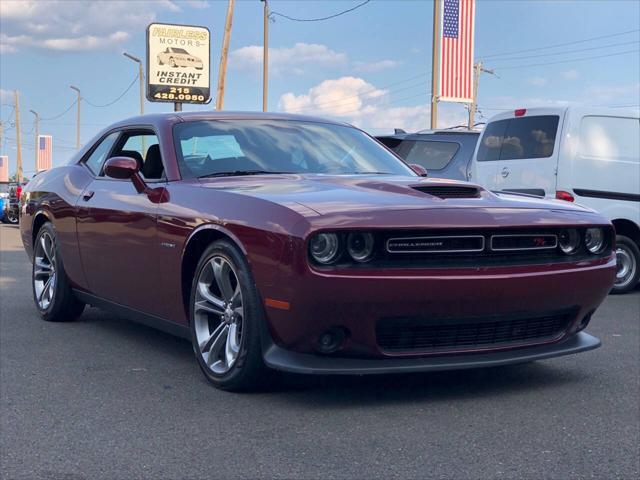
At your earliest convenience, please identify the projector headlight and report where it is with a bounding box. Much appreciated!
[347,232,375,263]
[558,229,580,254]
[309,233,340,264]
[585,228,605,254]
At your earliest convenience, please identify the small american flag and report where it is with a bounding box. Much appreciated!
[0,155,8,183]
[37,135,52,172]
[438,0,476,103]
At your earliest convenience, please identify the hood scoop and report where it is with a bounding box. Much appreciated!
[412,185,481,199]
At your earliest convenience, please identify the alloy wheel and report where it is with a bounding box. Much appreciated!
[615,245,636,288]
[194,256,244,375]
[33,232,57,310]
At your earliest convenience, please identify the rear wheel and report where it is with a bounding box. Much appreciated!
[32,222,85,321]
[611,235,640,294]
[6,206,18,224]
[190,240,266,390]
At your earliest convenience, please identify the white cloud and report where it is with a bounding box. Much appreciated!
[278,76,467,133]
[0,0,195,53]
[527,77,547,87]
[353,59,400,73]
[231,42,347,75]
[561,69,580,81]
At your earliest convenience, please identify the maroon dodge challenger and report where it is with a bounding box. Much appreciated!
[19,112,616,390]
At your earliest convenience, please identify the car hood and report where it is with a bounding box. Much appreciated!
[197,174,593,216]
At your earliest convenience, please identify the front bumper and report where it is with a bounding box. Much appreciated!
[263,331,601,375]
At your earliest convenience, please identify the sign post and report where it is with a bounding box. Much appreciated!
[146,23,211,110]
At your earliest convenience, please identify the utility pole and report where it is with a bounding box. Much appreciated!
[430,0,441,130]
[14,91,23,183]
[262,0,269,112]
[216,0,235,110]
[467,61,494,129]
[70,86,81,149]
[30,109,39,172]
[123,53,144,115]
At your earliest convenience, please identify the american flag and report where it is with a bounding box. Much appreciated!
[37,135,52,172]
[0,156,8,183]
[438,0,476,103]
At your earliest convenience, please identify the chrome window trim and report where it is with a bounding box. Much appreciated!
[490,234,558,251]
[386,235,486,254]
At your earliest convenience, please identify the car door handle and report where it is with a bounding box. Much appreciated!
[501,167,510,178]
[82,191,95,201]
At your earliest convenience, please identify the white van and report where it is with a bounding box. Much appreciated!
[471,107,640,293]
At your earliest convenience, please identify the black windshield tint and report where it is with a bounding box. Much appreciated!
[478,116,560,161]
[173,120,415,178]
[404,140,460,170]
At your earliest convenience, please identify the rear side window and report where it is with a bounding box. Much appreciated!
[579,116,640,161]
[84,132,119,175]
[404,140,460,170]
[477,116,559,161]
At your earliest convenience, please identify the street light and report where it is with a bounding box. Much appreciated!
[29,109,39,171]
[70,86,81,149]
[123,52,145,115]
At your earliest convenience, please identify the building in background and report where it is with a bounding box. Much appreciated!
[0,156,9,183]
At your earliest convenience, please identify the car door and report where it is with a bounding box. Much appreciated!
[496,112,563,198]
[76,128,168,317]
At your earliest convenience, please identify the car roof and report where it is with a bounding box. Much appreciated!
[108,111,353,130]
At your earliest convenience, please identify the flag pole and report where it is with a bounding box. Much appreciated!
[430,0,441,130]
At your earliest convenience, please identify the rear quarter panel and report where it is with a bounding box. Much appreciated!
[21,165,93,289]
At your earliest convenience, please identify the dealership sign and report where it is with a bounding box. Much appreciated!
[146,23,210,104]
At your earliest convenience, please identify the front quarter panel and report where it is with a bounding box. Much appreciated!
[21,165,93,289]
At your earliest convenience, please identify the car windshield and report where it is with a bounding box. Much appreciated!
[172,48,189,54]
[173,119,415,178]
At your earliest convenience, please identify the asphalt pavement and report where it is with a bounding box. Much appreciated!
[1,223,638,480]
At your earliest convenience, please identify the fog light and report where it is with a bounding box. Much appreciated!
[558,229,580,254]
[316,327,347,354]
[578,312,593,331]
[347,232,375,262]
[585,228,605,254]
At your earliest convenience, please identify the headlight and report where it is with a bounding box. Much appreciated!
[558,229,580,254]
[585,228,605,253]
[347,232,375,262]
[309,233,340,264]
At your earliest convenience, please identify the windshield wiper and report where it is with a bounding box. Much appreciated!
[344,171,393,175]
[199,170,292,178]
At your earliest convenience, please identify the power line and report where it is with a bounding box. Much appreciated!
[479,28,640,59]
[41,100,77,121]
[270,0,370,22]
[488,40,639,63]
[83,73,139,108]
[494,49,639,70]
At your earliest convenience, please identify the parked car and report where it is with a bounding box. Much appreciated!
[3,183,22,224]
[0,191,8,223]
[377,129,480,181]
[20,112,615,390]
[471,107,640,293]
[157,47,204,70]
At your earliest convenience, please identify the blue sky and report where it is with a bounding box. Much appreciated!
[1,0,639,174]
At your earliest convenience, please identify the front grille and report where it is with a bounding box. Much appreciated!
[412,185,481,199]
[376,309,577,354]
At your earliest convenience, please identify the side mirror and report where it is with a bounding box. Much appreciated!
[104,156,139,179]
[409,164,428,177]
[103,156,148,193]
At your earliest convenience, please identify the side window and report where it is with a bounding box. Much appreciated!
[477,119,508,162]
[405,140,460,170]
[111,132,165,180]
[500,115,559,160]
[84,132,119,175]
[579,116,640,161]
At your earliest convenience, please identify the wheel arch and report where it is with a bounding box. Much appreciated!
[612,218,640,245]
[180,224,248,322]
[31,210,53,247]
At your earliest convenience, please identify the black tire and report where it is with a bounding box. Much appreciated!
[189,240,267,391]
[32,222,85,322]
[6,207,18,224]
[169,57,176,68]
[611,235,640,294]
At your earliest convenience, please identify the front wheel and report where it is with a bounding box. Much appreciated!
[190,240,267,390]
[32,222,85,321]
[611,235,640,294]
[6,207,18,224]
